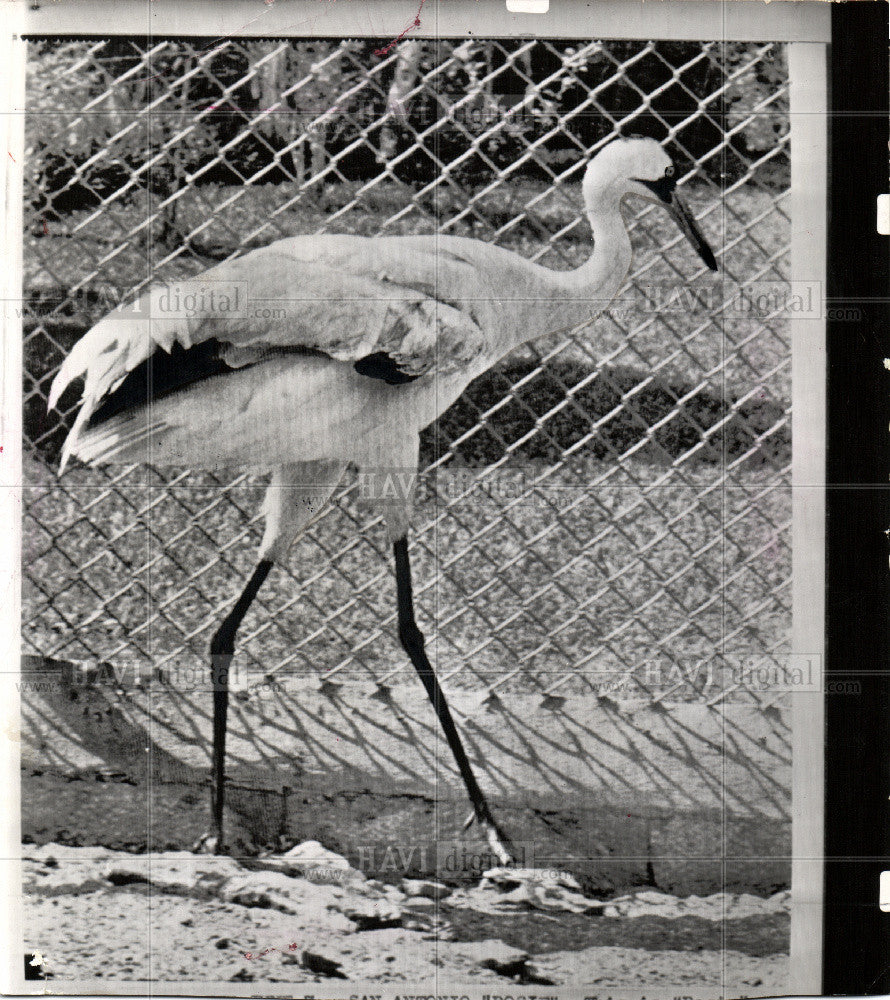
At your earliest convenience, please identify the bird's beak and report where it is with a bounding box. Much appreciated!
[666,189,718,272]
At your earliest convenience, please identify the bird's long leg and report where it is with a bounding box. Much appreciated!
[392,535,514,866]
[208,558,273,853]
[199,460,346,855]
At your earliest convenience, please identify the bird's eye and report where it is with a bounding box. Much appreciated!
[664,165,675,178]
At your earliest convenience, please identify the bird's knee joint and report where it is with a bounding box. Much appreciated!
[210,608,244,658]
[398,621,426,654]
[209,630,235,660]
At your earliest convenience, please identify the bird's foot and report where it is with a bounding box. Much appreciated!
[462,806,514,867]
[483,821,514,868]
[191,831,223,855]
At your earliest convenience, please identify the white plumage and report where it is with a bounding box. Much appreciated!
[49,137,718,857]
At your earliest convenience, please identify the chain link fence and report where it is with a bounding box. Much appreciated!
[23,36,791,715]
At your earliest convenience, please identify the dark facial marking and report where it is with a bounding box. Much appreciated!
[635,174,677,203]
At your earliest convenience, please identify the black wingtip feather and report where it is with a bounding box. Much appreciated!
[88,339,232,428]
[354,352,421,385]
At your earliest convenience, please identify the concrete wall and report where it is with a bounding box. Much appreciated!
[19,655,790,894]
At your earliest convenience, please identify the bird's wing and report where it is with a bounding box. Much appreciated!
[221,236,490,376]
[48,235,490,465]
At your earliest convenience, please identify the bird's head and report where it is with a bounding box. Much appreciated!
[582,137,718,272]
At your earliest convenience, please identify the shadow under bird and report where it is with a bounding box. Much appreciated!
[49,136,718,862]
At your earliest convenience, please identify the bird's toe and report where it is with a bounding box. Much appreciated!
[192,831,220,854]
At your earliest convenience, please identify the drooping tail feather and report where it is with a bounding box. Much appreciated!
[48,287,206,472]
[70,411,169,468]
[51,317,145,473]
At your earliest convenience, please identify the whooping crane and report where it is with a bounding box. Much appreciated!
[48,137,718,863]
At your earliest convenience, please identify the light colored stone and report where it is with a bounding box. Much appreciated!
[256,840,365,883]
[219,872,302,912]
[446,867,606,915]
[600,888,792,921]
[484,866,582,892]
[24,863,106,897]
[402,878,452,901]
[282,840,352,869]
[103,853,241,895]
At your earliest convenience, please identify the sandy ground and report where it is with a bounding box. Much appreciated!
[23,844,788,993]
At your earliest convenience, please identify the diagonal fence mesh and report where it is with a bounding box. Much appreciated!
[23,36,791,714]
